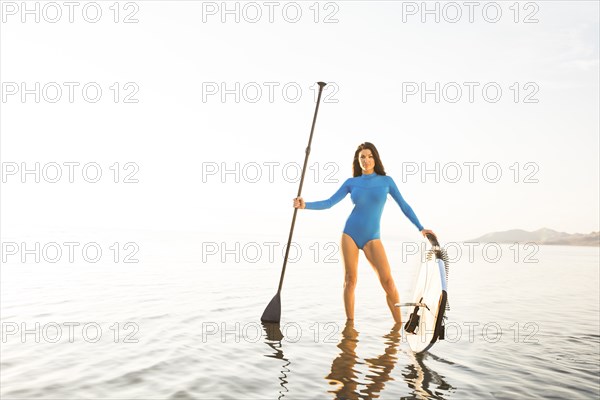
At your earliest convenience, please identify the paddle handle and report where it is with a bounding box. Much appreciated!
[277,82,327,294]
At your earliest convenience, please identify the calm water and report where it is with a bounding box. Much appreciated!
[1,229,599,399]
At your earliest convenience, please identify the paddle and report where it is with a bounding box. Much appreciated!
[261,81,327,323]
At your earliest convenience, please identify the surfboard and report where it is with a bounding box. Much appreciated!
[396,234,449,353]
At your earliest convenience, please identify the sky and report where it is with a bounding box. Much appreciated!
[1,0,599,242]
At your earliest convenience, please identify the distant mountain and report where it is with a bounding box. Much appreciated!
[469,228,600,246]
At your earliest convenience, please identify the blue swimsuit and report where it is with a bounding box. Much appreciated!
[304,172,424,249]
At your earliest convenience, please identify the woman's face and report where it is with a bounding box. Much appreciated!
[358,149,375,173]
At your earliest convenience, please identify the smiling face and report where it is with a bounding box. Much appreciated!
[358,149,375,174]
[352,142,385,177]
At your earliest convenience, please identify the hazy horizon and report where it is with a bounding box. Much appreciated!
[1,1,598,242]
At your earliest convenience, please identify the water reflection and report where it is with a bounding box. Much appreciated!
[326,320,402,399]
[402,351,455,399]
[262,322,291,400]
[326,320,454,399]
[363,322,403,398]
[325,320,363,399]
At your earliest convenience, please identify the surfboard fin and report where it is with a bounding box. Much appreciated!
[404,299,423,334]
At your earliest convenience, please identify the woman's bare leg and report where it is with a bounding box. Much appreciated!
[341,233,359,320]
[363,239,401,323]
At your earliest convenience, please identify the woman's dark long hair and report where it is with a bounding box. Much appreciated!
[352,142,387,177]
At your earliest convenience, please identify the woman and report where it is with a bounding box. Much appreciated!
[293,142,435,323]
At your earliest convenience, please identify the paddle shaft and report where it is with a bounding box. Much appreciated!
[276,82,327,294]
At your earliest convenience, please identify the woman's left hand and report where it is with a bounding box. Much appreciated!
[420,229,436,239]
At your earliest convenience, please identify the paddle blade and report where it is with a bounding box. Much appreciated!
[261,292,281,323]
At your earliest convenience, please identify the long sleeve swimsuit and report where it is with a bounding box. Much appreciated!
[304,172,424,249]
